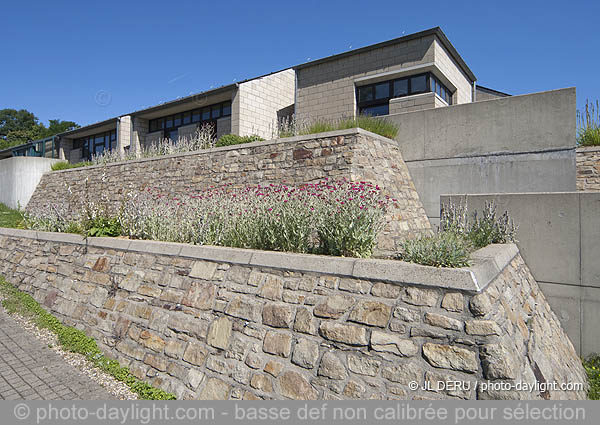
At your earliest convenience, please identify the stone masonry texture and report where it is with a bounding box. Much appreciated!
[577,146,600,191]
[0,233,587,400]
[27,129,432,255]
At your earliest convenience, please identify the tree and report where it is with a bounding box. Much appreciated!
[0,109,80,150]
[44,119,80,137]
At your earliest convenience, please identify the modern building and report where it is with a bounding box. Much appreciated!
[2,27,509,164]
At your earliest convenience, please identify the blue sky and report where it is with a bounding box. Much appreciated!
[1,0,598,127]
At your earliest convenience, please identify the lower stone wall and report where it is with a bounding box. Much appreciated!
[577,146,600,191]
[0,229,587,400]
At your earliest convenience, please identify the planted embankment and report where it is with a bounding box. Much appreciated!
[26,129,431,255]
[0,228,587,399]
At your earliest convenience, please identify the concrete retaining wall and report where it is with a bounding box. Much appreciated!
[577,146,600,191]
[0,228,587,400]
[0,157,61,210]
[440,192,600,357]
[26,129,432,255]
[390,88,577,225]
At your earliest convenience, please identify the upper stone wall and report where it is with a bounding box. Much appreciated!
[577,146,600,191]
[27,129,432,254]
[0,229,587,400]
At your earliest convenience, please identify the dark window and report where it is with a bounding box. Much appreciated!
[147,100,233,142]
[358,86,373,103]
[222,102,231,116]
[375,83,389,100]
[356,72,453,116]
[166,129,178,141]
[410,75,427,93]
[393,79,408,97]
[360,104,389,117]
[192,110,201,122]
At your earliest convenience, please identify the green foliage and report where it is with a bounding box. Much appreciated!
[337,115,399,139]
[577,99,600,147]
[399,201,518,268]
[0,109,80,150]
[441,201,518,249]
[584,354,600,400]
[0,277,176,400]
[300,120,336,135]
[85,216,122,237]
[51,161,92,171]
[398,232,472,268]
[296,115,399,140]
[215,134,264,148]
[0,203,24,228]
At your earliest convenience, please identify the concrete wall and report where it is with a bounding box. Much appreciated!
[390,88,577,224]
[233,69,295,139]
[440,192,600,357]
[389,93,437,114]
[0,157,61,210]
[476,86,510,102]
[0,229,587,400]
[577,146,600,191]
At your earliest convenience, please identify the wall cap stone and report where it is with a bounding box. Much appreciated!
[47,128,397,175]
[0,227,518,293]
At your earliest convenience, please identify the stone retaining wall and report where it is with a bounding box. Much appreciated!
[26,129,431,255]
[577,146,600,191]
[0,228,587,400]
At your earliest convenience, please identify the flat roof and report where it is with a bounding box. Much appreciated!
[293,27,476,83]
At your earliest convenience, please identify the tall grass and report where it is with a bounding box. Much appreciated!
[577,99,600,147]
[273,115,399,140]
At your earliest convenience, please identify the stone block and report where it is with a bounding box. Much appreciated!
[313,294,355,319]
[263,331,292,357]
[262,304,295,328]
[319,322,368,346]
[348,300,392,327]
[370,330,418,356]
[279,371,318,400]
[207,316,232,350]
[291,338,319,369]
[422,343,478,373]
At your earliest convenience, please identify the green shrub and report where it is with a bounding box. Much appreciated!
[51,161,92,171]
[577,99,600,147]
[398,232,472,268]
[85,216,122,237]
[0,277,175,400]
[215,134,264,148]
[584,354,600,400]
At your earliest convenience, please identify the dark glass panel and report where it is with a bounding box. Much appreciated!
[358,86,373,102]
[183,112,191,125]
[211,105,221,119]
[192,110,201,122]
[375,82,389,100]
[202,108,210,120]
[410,75,427,93]
[222,102,231,116]
[393,79,408,97]
[360,104,389,117]
[173,114,181,127]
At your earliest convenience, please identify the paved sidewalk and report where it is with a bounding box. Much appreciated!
[0,307,116,400]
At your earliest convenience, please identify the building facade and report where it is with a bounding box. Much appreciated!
[3,27,510,164]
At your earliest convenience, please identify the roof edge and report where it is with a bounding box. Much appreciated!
[294,27,476,82]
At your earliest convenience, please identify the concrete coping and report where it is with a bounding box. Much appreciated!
[48,128,397,174]
[0,227,518,294]
[576,145,600,153]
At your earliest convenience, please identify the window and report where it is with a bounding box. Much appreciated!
[74,129,116,161]
[148,101,232,142]
[356,72,453,116]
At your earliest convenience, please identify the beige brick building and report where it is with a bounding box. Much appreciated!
[26,26,512,164]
